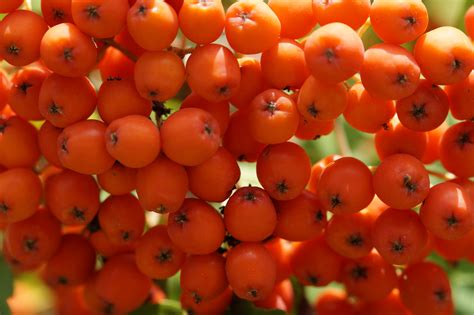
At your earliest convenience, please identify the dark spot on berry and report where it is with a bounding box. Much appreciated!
[411,103,427,121]
[175,212,189,225]
[445,213,459,228]
[0,202,8,213]
[106,76,122,81]
[276,180,289,194]
[137,4,147,15]
[156,204,167,213]
[248,288,258,298]
[391,238,405,253]
[315,209,324,222]
[121,231,131,241]
[192,292,202,304]
[103,302,115,315]
[7,44,20,56]
[243,191,256,201]
[396,73,408,85]
[351,265,368,280]
[240,12,249,22]
[86,215,101,233]
[307,103,319,118]
[61,137,69,154]
[265,101,277,115]
[85,5,100,19]
[457,132,472,149]
[203,124,213,135]
[403,175,417,194]
[48,102,63,115]
[330,194,342,209]
[63,48,74,62]
[347,233,363,247]
[52,8,65,20]
[71,207,86,222]
[17,82,33,94]
[217,86,230,96]
[109,132,118,145]
[434,289,447,302]
[155,249,172,263]
[452,59,462,70]
[23,238,38,252]
[307,274,319,285]
[324,48,336,62]
[0,122,6,134]
[57,276,68,285]
[404,16,416,26]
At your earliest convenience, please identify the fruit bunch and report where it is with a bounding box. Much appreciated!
[0,0,473,314]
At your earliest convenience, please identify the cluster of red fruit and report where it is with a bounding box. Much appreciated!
[0,0,473,314]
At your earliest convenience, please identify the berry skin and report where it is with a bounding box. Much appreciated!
[373,154,430,209]
[257,142,311,201]
[225,242,277,301]
[224,186,277,242]
[304,22,364,84]
[317,157,374,215]
[420,182,473,240]
[360,44,420,101]
[40,23,97,78]
[167,198,225,255]
[414,26,474,85]
[225,0,281,54]
[399,262,454,315]
[370,0,429,44]
[0,10,48,66]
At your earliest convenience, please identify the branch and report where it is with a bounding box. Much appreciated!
[99,39,138,62]
[427,169,455,181]
[167,46,195,58]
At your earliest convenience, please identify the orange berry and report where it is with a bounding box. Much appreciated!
[0,10,48,66]
[0,168,42,224]
[186,44,241,102]
[268,0,316,39]
[41,23,97,77]
[161,108,221,166]
[313,0,370,30]
[360,43,420,100]
[179,0,225,44]
[304,23,364,83]
[370,0,428,44]
[414,26,474,85]
[134,51,185,102]
[225,0,281,54]
[136,155,188,214]
[71,0,129,38]
[127,0,178,51]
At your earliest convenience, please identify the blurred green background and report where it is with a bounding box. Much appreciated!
[1,0,474,314]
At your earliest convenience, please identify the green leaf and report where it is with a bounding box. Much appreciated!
[229,298,285,315]
[0,255,13,300]
[130,300,182,315]
[0,300,11,315]
[166,273,181,301]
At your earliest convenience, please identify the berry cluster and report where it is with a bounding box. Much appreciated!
[0,0,473,315]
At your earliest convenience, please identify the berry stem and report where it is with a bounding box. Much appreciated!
[99,39,138,62]
[427,169,454,181]
[167,46,195,58]
[334,118,352,156]
[357,18,371,38]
